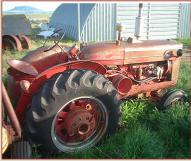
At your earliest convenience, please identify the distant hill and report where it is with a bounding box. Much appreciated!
[4,6,49,14]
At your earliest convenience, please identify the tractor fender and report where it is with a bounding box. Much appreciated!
[28,60,107,94]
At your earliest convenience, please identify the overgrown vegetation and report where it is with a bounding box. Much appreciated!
[34,100,190,159]
[177,39,191,47]
[2,13,190,158]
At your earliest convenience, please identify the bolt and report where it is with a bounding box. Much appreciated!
[85,104,92,111]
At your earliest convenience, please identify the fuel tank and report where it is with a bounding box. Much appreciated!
[79,40,182,65]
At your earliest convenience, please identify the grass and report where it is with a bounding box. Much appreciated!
[176,62,191,96]
[26,13,52,28]
[177,39,191,47]
[2,13,190,158]
[35,101,190,159]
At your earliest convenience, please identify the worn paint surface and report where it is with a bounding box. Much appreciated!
[80,39,182,65]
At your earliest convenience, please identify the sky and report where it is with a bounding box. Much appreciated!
[3,1,186,11]
[2,1,64,11]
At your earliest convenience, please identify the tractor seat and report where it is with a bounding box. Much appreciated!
[7,59,39,76]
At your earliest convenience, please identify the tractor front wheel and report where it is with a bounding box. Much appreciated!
[158,89,188,110]
[25,69,121,153]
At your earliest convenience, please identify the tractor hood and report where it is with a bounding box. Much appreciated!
[79,40,183,65]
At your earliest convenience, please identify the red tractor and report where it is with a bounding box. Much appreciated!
[4,4,188,155]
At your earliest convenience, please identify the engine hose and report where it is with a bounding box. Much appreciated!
[128,76,157,84]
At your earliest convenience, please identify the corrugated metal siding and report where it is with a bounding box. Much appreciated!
[81,3,116,42]
[178,3,191,38]
[50,3,190,41]
[50,4,78,39]
[116,3,181,40]
[50,3,95,40]
[149,3,180,39]
[117,3,148,39]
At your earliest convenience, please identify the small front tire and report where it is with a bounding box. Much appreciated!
[158,89,188,110]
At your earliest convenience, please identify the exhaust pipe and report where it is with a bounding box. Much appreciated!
[134,3,144,40]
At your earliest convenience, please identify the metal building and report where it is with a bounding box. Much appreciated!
[50,3,191,42]
[3,14,31,35]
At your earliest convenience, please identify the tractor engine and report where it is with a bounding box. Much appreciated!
[106,61,169,96]
[79,39,183,97]
[125,61,170,83]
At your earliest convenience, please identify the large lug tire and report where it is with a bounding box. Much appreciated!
[10,140,32,159]
[158,89,188,110]
[25,69,121,153]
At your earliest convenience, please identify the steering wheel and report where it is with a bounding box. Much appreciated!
[43,29,65,52]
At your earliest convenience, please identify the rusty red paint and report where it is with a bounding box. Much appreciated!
[80,40,182,65]
[8,59,38,76]
[2,82,22,138]
[54,98,99,143]
[123,80,177,99]
[21,45,67,73]
[12,60,106,124]
[112,74,132,95]
[79,42,125,65]
[15,92,32,123]
[7,39,183,125]
[17,35,32,50]
[28,60,106,94]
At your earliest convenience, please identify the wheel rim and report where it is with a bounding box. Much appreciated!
[51,96,108,153]
[170,97,188,106]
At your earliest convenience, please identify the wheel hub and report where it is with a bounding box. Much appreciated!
[64,108,96,137]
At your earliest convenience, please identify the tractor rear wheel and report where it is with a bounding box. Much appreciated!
[25,69,121,153]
